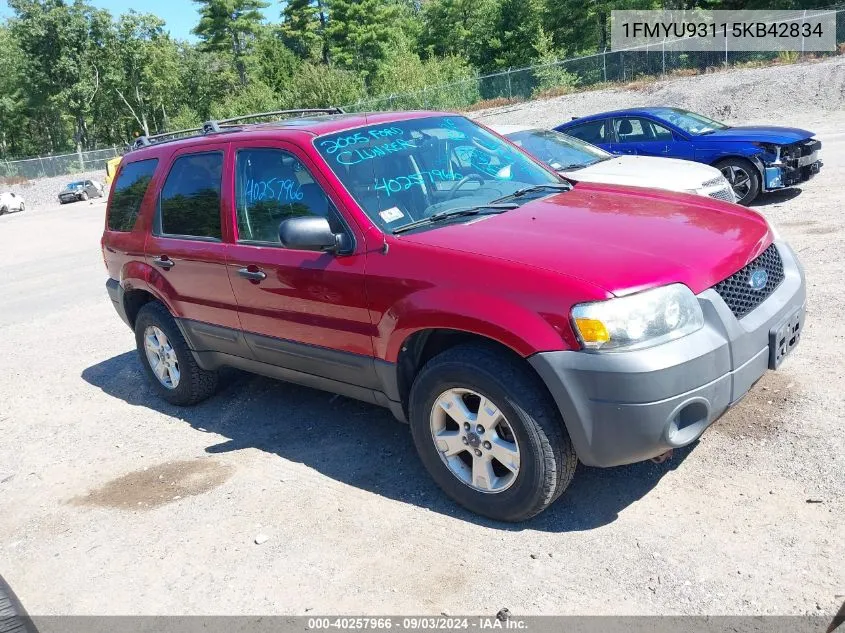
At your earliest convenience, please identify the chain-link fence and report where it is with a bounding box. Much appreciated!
[0,147,121,181]
[345,7,845,114]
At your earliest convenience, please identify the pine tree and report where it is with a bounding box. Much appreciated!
[280,0,325,62]
[192,0,269,86]
[325,0,401,80]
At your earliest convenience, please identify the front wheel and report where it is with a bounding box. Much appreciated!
[716,157,760,205]
[0,206,7,216]
[409,344,577,522]
[80,191,88,201]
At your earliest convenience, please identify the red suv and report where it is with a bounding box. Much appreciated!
[102,109,805,521]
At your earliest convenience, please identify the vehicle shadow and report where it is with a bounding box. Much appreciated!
[750,188,802,207]
[82,351,694,533]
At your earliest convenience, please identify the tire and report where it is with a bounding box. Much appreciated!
[0,207,7,216]
[408,344,577,522]
[0,574,39,633]
[80,191,88,201]
[134,301,218,406]
[17,202,24,213]
[716,157,760,205]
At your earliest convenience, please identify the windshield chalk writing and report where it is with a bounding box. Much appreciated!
[374,169,463,197]
[336,139,419,166]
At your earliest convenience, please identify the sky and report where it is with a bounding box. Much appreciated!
[0,0,278,42]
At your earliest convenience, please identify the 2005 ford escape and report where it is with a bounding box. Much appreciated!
[102,109,805,521]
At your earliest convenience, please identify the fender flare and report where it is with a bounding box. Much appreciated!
[377,288,570,363]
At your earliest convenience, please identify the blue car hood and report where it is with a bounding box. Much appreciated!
[702,126,814,144]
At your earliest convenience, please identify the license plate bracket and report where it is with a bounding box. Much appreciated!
[769,308,802,369]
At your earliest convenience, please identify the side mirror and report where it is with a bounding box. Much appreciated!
[278,216,350,254]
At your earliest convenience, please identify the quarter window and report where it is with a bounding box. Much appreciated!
[235,148,340,244]
[107,158,158,232]
[614,118,674,143]
[564,121,608,144]
[157,152,223,239]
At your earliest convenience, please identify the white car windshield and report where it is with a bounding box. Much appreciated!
[314,115,564,233]
[507,129,612,171]
[649,108,729,136]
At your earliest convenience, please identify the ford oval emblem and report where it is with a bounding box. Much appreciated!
[749,269,769,290]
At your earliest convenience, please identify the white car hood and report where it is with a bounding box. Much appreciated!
[563,155,722,191]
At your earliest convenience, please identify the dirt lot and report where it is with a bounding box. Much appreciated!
[1,69,843,616]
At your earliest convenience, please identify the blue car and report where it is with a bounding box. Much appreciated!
[555,107,822,205]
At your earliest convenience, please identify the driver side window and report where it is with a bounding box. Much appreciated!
[235,148,342,244]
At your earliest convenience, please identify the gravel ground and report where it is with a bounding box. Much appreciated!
[472,56,845,126]
[0,60,842,617]
[5,170,107,211]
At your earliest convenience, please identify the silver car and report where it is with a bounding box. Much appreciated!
[58,179,103,204]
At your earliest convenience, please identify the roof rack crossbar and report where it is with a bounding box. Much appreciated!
[131,126,204,150]
[216,107,345,125]
[129,107,345,151]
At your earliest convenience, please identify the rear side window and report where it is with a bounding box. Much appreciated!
[157,152,223,239]
[565,120,608,144]
[107,159,157,232]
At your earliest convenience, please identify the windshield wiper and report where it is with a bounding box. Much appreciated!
[391,203,519,235]
[493,182,572,202]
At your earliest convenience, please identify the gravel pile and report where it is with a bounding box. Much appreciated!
[473,56,845,127]
[7,169,106,211]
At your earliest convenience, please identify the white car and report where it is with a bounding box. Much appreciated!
[493,125,736,203]
[0,191,25,215]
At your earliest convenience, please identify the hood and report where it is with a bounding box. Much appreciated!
[702,126,814,144]
[563,155,722,192]
[399,183,772,296]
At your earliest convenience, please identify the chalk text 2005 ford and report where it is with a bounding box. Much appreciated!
[102,109,805,521]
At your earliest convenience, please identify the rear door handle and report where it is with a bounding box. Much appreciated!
[153,255,174,270]
[238,267,266,281]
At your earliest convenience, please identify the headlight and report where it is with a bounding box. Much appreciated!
[571,284,704,351]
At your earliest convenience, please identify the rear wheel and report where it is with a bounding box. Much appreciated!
[408,344,577,522]
[716,157,760,205]
[18,202,24,213]
[134,302,218,406]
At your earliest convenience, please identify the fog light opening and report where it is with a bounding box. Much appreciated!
[677,401,708,431]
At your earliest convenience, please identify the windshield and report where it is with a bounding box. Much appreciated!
[314,115,562,233]
[507,129,611,171]
[648,108,729,135]
[67,181,84,188]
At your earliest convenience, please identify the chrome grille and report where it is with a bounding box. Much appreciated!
[702,176,727,188]
[713,244,785,319]
[708,187,735,202]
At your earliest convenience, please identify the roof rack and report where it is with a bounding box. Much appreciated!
[129,107,346,151]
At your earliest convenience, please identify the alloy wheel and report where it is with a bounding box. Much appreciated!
[720,165,752,200]
[429,388,521,493]
[144,325,180,389]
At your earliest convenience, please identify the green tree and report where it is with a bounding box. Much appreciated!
[9,0,110,158]
[532,26,579,95]
[192,0,269,86]
[280,0,325,62]
[0,25,28,157]
[105,11,179,137]
[419,0,499,70]
[325,0,402,80]
[253,25,301,96]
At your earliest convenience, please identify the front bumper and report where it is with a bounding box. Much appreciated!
[529,241,805,467]
[762,158,822,191]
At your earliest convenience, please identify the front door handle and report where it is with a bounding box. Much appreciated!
[238,267,266,281]
[153,255,174,270]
